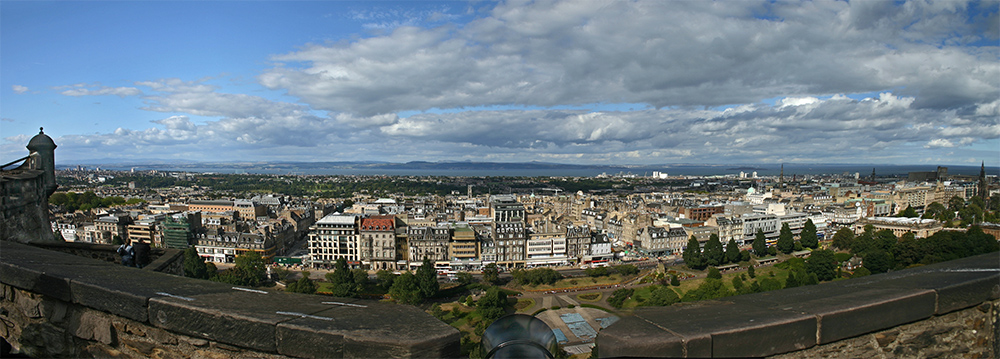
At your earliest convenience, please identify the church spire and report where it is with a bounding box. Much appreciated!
[779,163,784,188]
[979,161,989,208]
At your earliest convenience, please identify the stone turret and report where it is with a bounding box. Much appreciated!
[1,128,58,243]
[26,127,58,197]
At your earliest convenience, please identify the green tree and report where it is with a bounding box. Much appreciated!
[233,251,267,286]
[851,266,872,278]
[416,258,439,299]
[703,234,725,266]
[456,271,476,286]
[681,278,733,302]
[725,239,741,264]
[682,236,704,269]
[614,264,639,276]
[607,288,634,308]
[777,223,794,254]
[740,250,751,262]
[800,219,818,249]
[476,287,509,323]
[831,227,855,250]
[731,275,745,292]
[327,258,352,285]
[49,192,68,206]
[707,266,722,279]
[352,269,369,291]
[214,251,267,287]
[863,250,893,274]
[286,275,317,294]
[923,202,954,223]
[389,272,423,305]
[670,274,680,286]
[645,286,680,306]
[784,270,800,288]
[758,277,783,292]
[948,196,966,212]
[482,263,500,285]
[747,264,756,278]
[585,266,610,277]
[897,206,919,218]
[325,258,357,297]
[376,270,396,290]
[752,229,768,257]
[959,203,984,225]
[805,249,837,281]
[183,247,210,279]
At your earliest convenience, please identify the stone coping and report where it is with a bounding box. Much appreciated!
[598,252,1000,358]
[0,240,461,358]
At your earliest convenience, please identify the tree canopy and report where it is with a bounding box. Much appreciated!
[389,272,422,305]
[776,223,794,254]
[725,239,741,264]
[831,227,855,250]
[703,234,725,266]
[752,229,768,257]
[805,249,838,281]
[800,219,818,249]
[683,235,705,269]
[214,251,267,287]
[416,258,439,299]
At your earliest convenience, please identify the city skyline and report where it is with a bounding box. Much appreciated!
[1,0,998,166]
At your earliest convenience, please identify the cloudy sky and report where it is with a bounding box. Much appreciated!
[1,0,997,166]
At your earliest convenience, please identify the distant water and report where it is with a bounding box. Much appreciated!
[87,164,995,177]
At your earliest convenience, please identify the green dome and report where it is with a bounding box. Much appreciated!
[26,127,57,151]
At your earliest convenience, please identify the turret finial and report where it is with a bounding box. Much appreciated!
[39,127,44,133]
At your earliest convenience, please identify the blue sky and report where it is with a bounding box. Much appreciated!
[2,0,998,166]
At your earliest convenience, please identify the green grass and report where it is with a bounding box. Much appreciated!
[518,274,628,291]
[580,303,615,313]
[577,292,602,301]
[515,298,535,313]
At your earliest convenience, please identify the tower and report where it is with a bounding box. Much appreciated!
[779,163,784,189]
[26,127,58,197]
[979,161,989,208]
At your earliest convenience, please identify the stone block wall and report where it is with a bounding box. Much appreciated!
[0,240,460,358]
[770,300,998,359]
[598,252,1000,358]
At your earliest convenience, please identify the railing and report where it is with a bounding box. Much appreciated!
[0,156,29,170]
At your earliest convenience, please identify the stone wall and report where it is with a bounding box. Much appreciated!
[770,300,998,359]
[598,252,999,358]
[0,240,461,358]
[35,241,185,276]
[0,163,57,244]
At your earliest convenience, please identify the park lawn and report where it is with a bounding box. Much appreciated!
[436,303,482,340]
[315,282,334,294]
[515,298,536,314]
[576,292,602,302]
[621,286,657,309]
[520,274,628,291]
[622,264,795,308]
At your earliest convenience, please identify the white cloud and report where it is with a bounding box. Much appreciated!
[29,1,999,165]
[925,139,955,148]
[12,85,28,94]
[59,84,142,97]
[261,0,999,118]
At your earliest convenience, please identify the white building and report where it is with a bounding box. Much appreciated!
[308,214,360,268]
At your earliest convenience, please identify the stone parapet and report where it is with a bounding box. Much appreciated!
[0,240,460,358]
[598,252,1000,358]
